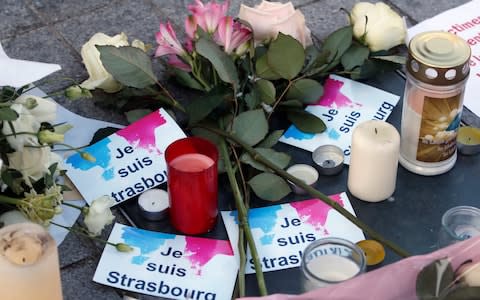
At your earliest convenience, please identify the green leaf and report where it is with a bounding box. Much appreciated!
[267,33,305,79]
[258,130,285,148]
[241,148,291,172]
[244,90,260,110]
[287,79,323,104]
[256,79,276,104]
[322,26,353,62]
[125,109,152,123]
[287,110,326,133]
[440,287,480,300]
[232,109,268,146]
[341,44,369,70]
[255,54,282,80]
[302,45,321,73]
[416,258,454,300]
[248,173,291,201]
[371,55,407,64]
[172,68,204,91]
[191,126,222,147]
[186,92,224,125]
[351,58,401,80]
[97,45,157,88]
[196,37,239,89]
[0,107,18,121]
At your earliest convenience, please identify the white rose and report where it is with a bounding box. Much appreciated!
[14,94,57,123]
[350,2,406,52]
[2,103,41,151]
[238,1,312,48]
[80,32,129,93]
[84,195,115,236]
[7,147,63,183]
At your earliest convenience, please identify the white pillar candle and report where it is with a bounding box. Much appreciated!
[0,223,63,300]
[348,120,400,202]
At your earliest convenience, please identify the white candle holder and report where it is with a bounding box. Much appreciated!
[301,237,366,291]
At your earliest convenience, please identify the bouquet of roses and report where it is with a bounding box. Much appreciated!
[0,86,128,250]
[75,0,409,296]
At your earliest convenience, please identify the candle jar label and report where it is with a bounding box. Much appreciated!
[416,93,462,162]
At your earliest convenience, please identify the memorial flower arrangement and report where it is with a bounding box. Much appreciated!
[0,86,128,251]
[74,0,409,296]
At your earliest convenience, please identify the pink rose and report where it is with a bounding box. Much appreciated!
[238,1,312,48]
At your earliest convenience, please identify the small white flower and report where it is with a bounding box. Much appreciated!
[14,94,57,123]
[84,196,115,236]
[7,147,63,183]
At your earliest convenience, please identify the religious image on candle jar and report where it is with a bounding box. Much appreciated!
[416,95,461,162]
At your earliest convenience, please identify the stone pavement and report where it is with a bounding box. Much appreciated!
[0,0,471,299]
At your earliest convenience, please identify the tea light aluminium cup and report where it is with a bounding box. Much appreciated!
[312,145,345,175]
[286,164,319,195]
[137,189,169,221]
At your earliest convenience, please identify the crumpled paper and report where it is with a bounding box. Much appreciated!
[0,41,61,88]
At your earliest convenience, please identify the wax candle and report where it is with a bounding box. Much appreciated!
[347,120,400,202]
[138,188,169,221]
[165,137,219,235]
[0,223,63,300]
[301,237,366,291]
[303,255,361,290]
[286,164,319,194]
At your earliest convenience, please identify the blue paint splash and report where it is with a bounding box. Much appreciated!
[230,205,282,245]
[66,137,115,180]
[327,128,340,140]
[283,126,315,140]
[121,226,175,265]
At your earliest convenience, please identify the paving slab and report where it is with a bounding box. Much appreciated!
[389,0,471,23]
[0,0,43,39]
[29,0,111,23]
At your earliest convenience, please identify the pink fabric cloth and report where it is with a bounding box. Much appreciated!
[239,236,480,300]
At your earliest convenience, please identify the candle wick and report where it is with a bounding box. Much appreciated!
[375,128,378,135]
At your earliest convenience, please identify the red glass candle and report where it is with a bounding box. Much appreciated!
[165,137,218,234]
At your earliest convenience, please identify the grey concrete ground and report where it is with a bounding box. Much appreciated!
[0,0,471,299]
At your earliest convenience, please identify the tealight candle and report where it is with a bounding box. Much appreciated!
[312,145,344,175]
[347,120,400,202]
[138,189,169,221]
[0,223,63,300]
[286,164,319,194]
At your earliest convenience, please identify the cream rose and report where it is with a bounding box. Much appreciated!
[350,2,406,52]
[238,1,312,48]
[80,32,129,93]
[14,94,57,123]
[458,261,480,286]
[7,147,63,183]
[83,195,115,236]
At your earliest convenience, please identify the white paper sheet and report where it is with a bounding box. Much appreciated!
[0,42,61,88]
[407,0,480,118]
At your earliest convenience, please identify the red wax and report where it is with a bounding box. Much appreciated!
[165,137,218,235]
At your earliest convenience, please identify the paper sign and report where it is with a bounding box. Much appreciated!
[221,192,365,274]
[407,0,480,118]
[0,42,61,88]
[279,75,400,164]
[64,108,186,205]
[94,223,238,300]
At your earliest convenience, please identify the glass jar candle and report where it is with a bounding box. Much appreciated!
[400,31,471,176]
[300,237,366,291]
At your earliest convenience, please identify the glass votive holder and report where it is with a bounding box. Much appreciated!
[165,137,219,235]
[438,206,480,248]
[301,237,366,291]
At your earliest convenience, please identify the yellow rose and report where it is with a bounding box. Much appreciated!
[80,32,129,93]
[238,1,312,48]
[350,2,406,52]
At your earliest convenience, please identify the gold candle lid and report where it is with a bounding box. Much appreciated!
[407,31,471,85]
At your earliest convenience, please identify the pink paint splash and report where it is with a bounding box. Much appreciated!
[184,237,234,275]
[116,110,166,154]
[290,194,345,233]
[313,78,362,108]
